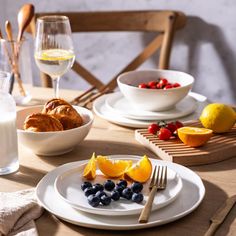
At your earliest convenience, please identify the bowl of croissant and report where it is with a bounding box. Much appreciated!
[17,98,93,156]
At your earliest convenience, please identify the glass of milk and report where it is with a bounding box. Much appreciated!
[0,42,19,175]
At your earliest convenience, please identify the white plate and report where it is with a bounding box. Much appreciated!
[106,92,197,120]
[36,155,205,230]
[93,92,208,128]
[54,159,182,216]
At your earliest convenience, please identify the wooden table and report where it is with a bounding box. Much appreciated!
[1,86,236,236]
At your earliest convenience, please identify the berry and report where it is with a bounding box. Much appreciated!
[88,194,100,207]
[173,83,181,88]
[117,180,128,188]
[148,81,157,87]
[150,85,157,89]
[131,182,143,193]
[175,121,184,129]
[148,123,160,135]
[100,195,112,206]
[95,190,107,199]
[122,188,133,200]
[164,84,173,89]
[156,83,163,89]
[132,193,144,203]
[159,78,168,86]
[166,122,177,134]
[138,83,148,89]
[158,127,172,140]
[84,187,95,197]
[92,183,104,192]
[114,185,125,194]
[111,190,120,201]
[81,182,92,191]
[104,180,115,191]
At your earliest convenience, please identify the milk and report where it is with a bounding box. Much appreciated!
[0,90,19,174]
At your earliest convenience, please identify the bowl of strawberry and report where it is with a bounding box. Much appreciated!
[117,69,194,111]
[148,120,184,140]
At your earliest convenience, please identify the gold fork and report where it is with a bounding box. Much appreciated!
[139,165,167,223]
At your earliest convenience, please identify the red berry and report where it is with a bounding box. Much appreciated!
[175,121,184,129]
[164,84,173,89]
[173,83,181,88]
[156,83,163,89]
[148,123,160,135]
[148,81,157,87]
[166,122,177,134]
[150,85,157,89]
[138,83,148,89]
[158,128,172,140]
[159,78,168,86]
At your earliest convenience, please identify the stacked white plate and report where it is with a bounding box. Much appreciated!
[93,92,208,128]
[36,155,205,230]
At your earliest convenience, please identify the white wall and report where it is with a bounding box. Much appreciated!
[0,0,235,104]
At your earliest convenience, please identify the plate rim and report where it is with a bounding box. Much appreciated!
[54,158,183,216]
[36,155,205,230]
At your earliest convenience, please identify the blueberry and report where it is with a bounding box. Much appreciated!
[95,190,107,199]
[131,182,143,193]
[122,187,133,200]
[132,193,144,203]
[84,187,95,197]
[114,185,125,194]
[88,194,100,207]
[117,179,127,188]
[104,180,115,191]
[100,195,112,206]
[111,190,120,201]
[81,182,92,191]
[93,183,104,192]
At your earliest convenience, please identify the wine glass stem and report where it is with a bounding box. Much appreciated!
[53,77,60,98]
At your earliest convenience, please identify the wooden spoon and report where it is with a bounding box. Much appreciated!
[5,21,14,41]
[17,4,35,42]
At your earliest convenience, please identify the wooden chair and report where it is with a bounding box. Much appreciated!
[27,10,186,98]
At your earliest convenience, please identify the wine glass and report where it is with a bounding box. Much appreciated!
[34,16,75,98]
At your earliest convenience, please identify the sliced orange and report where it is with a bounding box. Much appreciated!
[83,153,96,180]
[97,155,132,178]
[177,127,213,147]
[124,155,152,183]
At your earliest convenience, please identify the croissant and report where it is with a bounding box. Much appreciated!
[24,113,63,132]
[42,98,83,130]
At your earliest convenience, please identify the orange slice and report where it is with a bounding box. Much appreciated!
[97,156,132,178]
[124,155,152,183]
[177,127,213,147]
[83,153,96,180]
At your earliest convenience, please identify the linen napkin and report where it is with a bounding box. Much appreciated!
[0,189,44,236]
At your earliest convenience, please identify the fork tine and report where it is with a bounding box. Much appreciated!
[164,166,167,187]
[154,166,160,186]
[159,166,164,187]
[149,166,157,189]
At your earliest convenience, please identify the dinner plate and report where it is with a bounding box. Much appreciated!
[54,158,182,216]
[105,92,197,120]
[93,92,208,128]
[36,155,205,230]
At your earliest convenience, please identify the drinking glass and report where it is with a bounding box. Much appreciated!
[34,16,75,98]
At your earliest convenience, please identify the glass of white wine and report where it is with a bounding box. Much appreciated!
[34,16,75,98]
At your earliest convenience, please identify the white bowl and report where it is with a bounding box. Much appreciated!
[17,105,93,156]
[117,69,194,111]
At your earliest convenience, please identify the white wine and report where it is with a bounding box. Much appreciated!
[35,49,75,79]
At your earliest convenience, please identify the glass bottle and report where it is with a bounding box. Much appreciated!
[0,71,19,175]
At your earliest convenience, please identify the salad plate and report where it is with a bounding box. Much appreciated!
[105,92,197,120]
[54,158,183,216]
[36,155,205,230]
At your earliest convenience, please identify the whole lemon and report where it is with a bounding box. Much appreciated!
[199,103,236,133]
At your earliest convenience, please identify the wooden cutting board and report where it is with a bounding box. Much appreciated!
[135,120,236,166]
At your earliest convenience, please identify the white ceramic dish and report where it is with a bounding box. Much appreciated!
[117,69,194,111]
[105,92,197,121]
[54,159,182,216]
[93,92,208,128]
[36,155,205,230]
[17,105,93,156]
